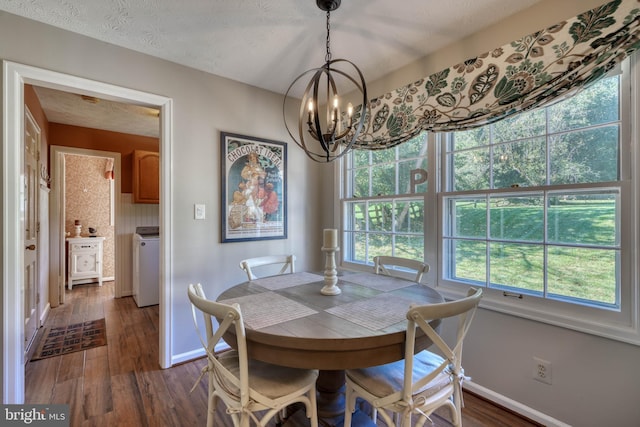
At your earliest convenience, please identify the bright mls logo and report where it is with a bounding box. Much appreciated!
[2,405,69,426]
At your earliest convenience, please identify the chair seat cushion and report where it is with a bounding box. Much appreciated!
[217,350,318,398]
[346,350,452,398]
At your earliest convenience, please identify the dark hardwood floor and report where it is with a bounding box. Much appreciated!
[25,281,541,427]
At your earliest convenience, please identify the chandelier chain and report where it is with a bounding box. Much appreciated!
[325,11,331,63]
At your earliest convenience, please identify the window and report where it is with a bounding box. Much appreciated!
[343,134,429,267]
[341,58,639,344]
[443,75,622,309]
[439,67,640,343]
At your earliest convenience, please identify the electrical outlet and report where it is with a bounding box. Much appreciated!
[532,357,552,385]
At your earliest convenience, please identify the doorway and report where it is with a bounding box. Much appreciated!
[50,147,121,305]
[2,61,173,403]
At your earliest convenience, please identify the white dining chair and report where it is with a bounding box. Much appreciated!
[374,255,430,283]
[239,254,295,280]
[187,283,318,427]
[343,287,482,427]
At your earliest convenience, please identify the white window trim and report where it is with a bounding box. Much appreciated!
[340,56,639,346]
[435,56,640,346]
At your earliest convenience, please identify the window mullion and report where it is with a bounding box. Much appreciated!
[485,194,491,287]
[545,102,551,186]
[489,125,495,190]
[543,191,549,298]
[543,102,550,298]
[365,200,370,263]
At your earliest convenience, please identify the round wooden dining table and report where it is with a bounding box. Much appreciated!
[217,271,444,420]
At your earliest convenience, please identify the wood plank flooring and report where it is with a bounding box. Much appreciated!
[25,281,541,427]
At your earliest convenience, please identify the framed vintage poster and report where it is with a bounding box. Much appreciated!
[220,132,287,242]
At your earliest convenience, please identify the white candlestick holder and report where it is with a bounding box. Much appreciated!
[74,225,82,237]
[321,246,341,295]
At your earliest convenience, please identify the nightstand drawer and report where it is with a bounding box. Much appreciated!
[71,242,100,251]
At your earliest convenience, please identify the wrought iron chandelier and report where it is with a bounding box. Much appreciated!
[283,0,368,163]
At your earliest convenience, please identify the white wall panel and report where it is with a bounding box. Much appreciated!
[117,193,158,296]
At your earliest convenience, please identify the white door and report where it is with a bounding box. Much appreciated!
[24,107,40,354]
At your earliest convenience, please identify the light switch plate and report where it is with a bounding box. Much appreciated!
[194,204,206,220]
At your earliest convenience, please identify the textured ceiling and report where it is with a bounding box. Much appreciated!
[2,0,544,137]
[32,87,161,138]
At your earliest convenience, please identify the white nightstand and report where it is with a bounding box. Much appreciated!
[67,237,105,290]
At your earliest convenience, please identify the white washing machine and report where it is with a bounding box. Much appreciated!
[132,226,160,307]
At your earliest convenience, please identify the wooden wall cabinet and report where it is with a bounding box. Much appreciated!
[133,150,159,204]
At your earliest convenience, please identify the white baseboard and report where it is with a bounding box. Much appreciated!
[67,277,113,286]
[171,348,205,366]
[464,381,571,427]
[170,343,231,366]
[39,303,51,327]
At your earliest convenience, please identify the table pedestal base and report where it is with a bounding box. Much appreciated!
[317,370,345,418]
[316,370,376,427]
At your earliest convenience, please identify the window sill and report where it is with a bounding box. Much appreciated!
[435,281,640,347]
[340,262,640,346]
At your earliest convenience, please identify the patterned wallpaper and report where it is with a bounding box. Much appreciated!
[65,154,115,278]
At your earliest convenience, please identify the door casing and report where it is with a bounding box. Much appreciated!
[2,60,174,404]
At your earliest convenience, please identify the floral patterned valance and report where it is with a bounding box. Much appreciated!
[353,0,640,150]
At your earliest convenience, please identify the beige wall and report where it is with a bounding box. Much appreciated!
[365,0,609,100]
[0,6,324,370]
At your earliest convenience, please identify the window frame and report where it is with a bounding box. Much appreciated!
[436,57,639,345]
[340,133,439,283]
[340,55,640,346]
